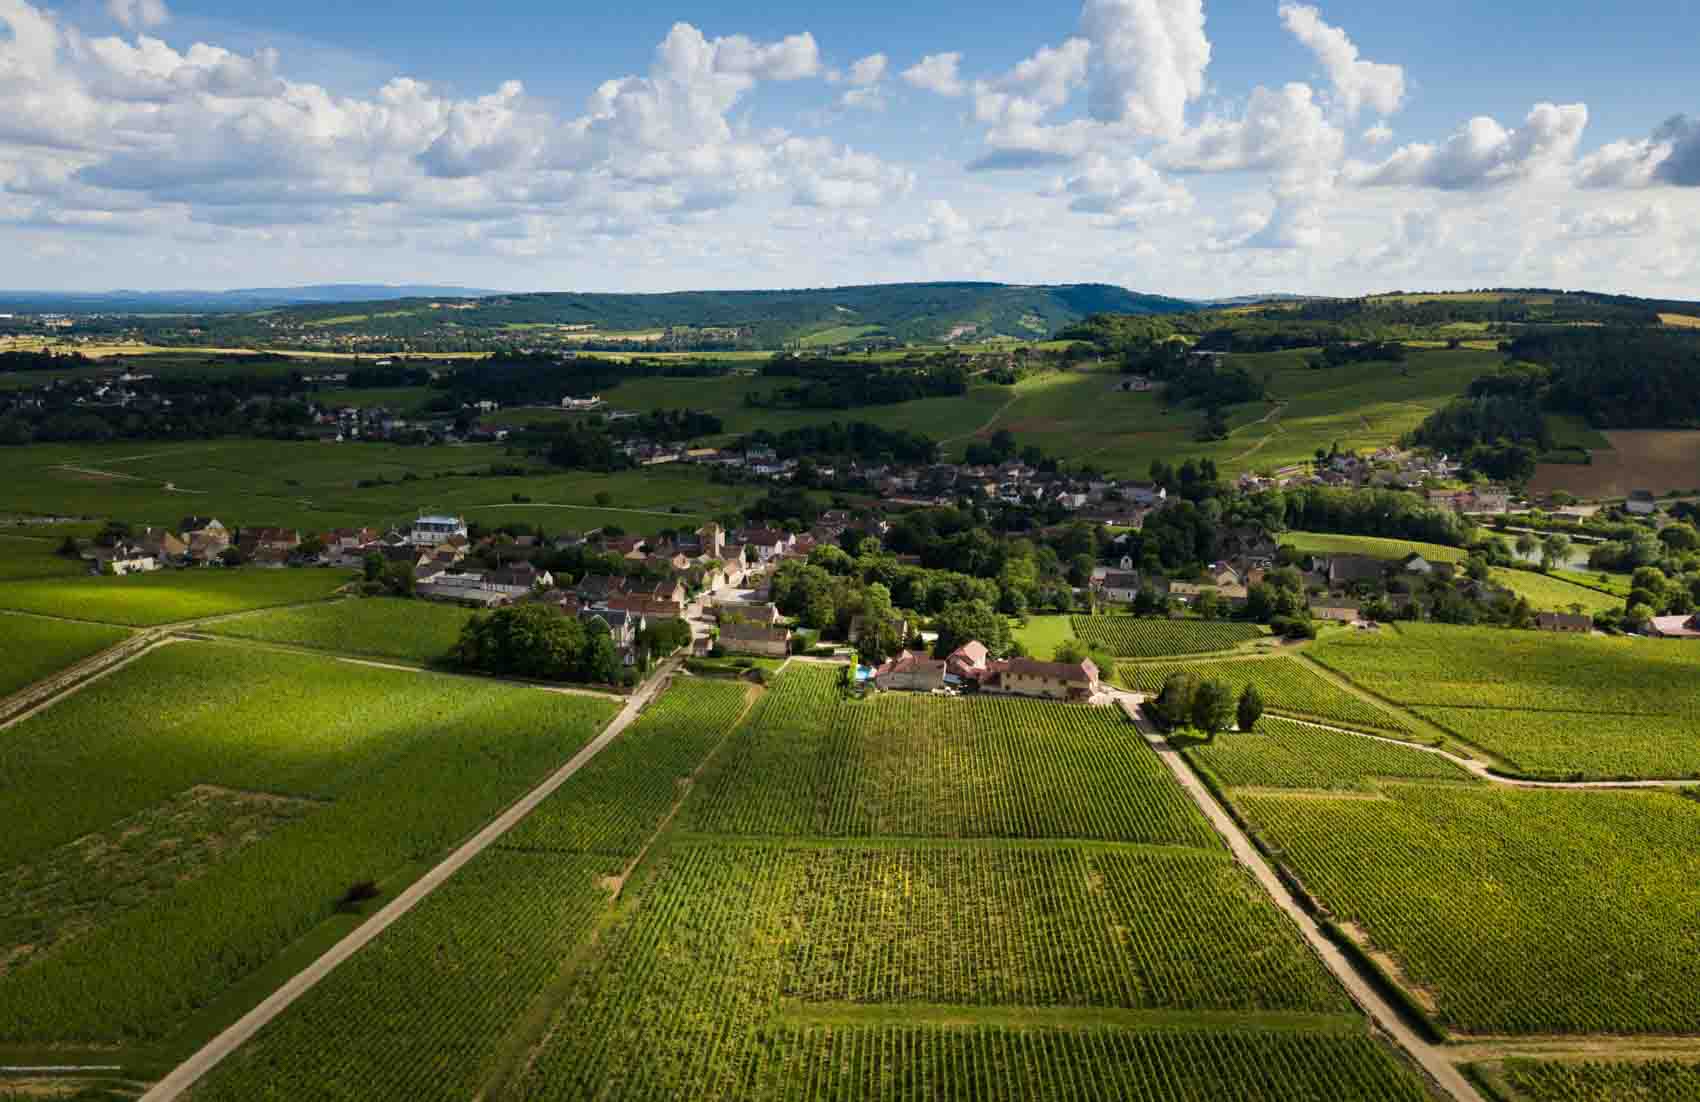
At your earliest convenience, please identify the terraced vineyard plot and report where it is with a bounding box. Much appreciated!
[1071,616,1263,657]
[776,845,1347,1012]
[0,642,617,1044]
[1,787,313,980]
[1492,1058,1700,1101]
[736,1025,1432,1102]
[1184,716,1469,790]
[1122,657,1412,735]
[514,843,1399,1102]
[190,852,612,1102]
[0,611,129,698]
[502,677,751,867]
[208,597,475,664]
[1239,784,1700,1034]
[1312,622,1700,777]
[0,568,351,626]
[683,666,1215,846]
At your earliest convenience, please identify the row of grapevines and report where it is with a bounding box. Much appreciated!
[1239,784,1700,1034]
[1071,616,1263,658]
[682,666,1216,846]
[0,642,618,1044]
[190,853,610,1102]
[500,677,751,867]
[208,597,476,664]
[743,1024,1430,1102]
[1498,1058,1700,1101]
[1185,716,1469,790]
[1123,657,1412,734]
[1414,706,1700,780]
[0,568,351,626]
[0,610,129,699]
[775,845,1347,1012]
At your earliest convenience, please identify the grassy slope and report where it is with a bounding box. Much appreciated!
[1010,614,1075,657]
[1280,531,1467,563]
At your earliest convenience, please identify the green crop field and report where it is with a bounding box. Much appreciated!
[682,665,1218,845]
[208,597,475,664]
[0,642,617,1045]
[1311,622,1700,778]
[1487,567,1623,615]
[0,567,351,626]
[1122,656,1413,735]
[0,611,130,698]
[1183,716,1469,790]
[1239,784,1700,1035]
[1072,616,1263,657]
[1486,1058,1700,1100]
[178,660,1433,1101]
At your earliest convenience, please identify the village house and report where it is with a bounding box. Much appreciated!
[580,608,645,651]
[741,528,794,562]
[484,561,553,596]
[576,574,628,603]
[983,657,1100,702]
[1309,600,1362,623]
[716,599,782,626]
[873,651,947,692]
[944,641,990,684]
[180,516,227,540]
[408,514,468,547]
[1535,611,1593,633]
[246,527,301,553]
[186,530,230,563]
[86,541,158,575]
[718,621,792,657]
[1097,572,1143,603]
[1648,613,1700,639]
[1328,554,1387,590]
[134,526,187,562]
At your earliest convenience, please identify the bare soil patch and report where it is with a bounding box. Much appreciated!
[1336,921,1441,1014]
[1529,429,1700,499]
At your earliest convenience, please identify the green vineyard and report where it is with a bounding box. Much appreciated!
[0,568,353,626]
[683,665,1218,845]
[1492,1058,1700,1101]
[209,597,477,664]
[0,643,617,1043]
[1239,784,1700,1034]
[1311,622,1700,778]
[1122,656,1413,735]
[0,610,129,698]
[1183,715,1469,790]
[1070,616,1263,657]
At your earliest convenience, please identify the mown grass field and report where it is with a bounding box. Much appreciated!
[0,641,617,1046]
[191,663,1431,1101]
[1311,622,1700,778]
[1239,784,1700,1035]
[0,611,130,698]
[1122,655,1413,735]
[208,597,475,664]
[0,568,351,626]
[1008,613,1075,657]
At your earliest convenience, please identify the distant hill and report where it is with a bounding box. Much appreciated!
[0,285,504,314]
[241,281,1197,345]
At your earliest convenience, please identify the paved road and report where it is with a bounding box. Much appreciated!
[1129,710,1486,1102]
[138,652,685,1102]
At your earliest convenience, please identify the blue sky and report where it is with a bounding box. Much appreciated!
[2,0,1697,296]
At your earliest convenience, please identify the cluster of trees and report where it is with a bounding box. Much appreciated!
[0,350,94,372]
[1518,328,1700,428]
[451,604,690,684]
[1307,341,1408,369]
[610,408,723,441]
[742,421,939,464]
[1150,673,1263,739]
[750,358,968,410]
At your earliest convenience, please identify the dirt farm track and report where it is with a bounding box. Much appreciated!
[1529,430,1700,499]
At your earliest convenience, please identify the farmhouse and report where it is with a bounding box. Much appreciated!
[484,562,553,596]
[716,599,782,626]
[873,651,947,692]
[86,542,157,575]
[1309,600,1362,623]
[1535,611,1593,633]
[1328,554,1387,589]
[1097,572,1142,602]
[944,640,990,682]
[984,657,1100,702]
[719,621,792,657]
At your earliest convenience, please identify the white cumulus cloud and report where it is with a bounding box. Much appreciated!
[1081,0,1211,140]
[1352,102,1588,190]
[1278,3,1404,119]
[107,0,168,31]
[902,52,965,97]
